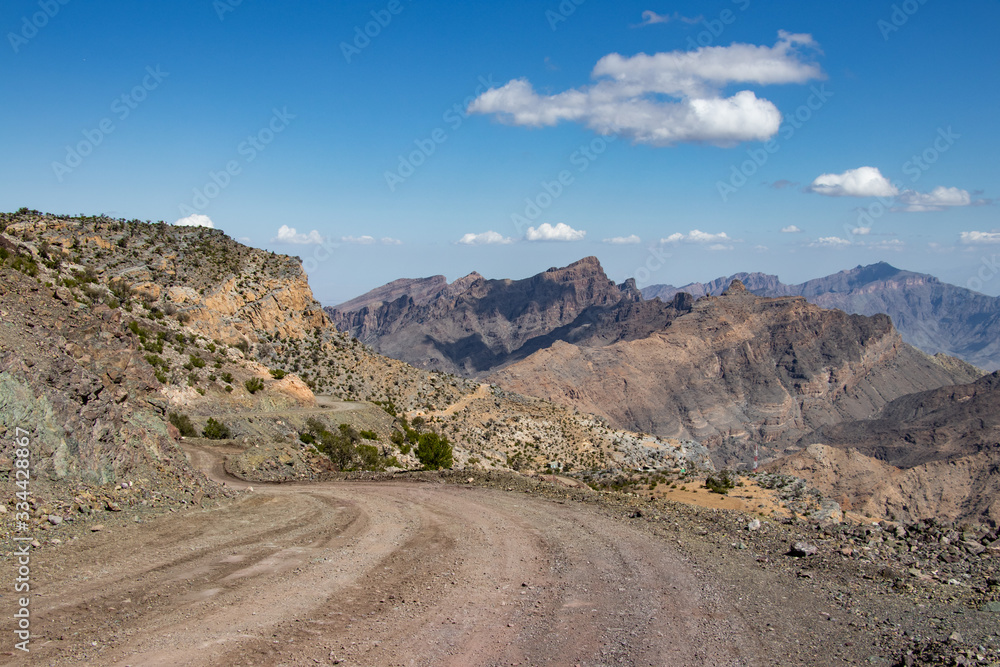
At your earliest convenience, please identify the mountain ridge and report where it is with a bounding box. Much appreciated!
[642,262,1000,370]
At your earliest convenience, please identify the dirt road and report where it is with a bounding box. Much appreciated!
[4,445,886,666]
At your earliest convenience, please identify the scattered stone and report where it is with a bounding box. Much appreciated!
[789,541,817,557]
[91,524,105,532]
[48,515,63,526]
[747,518,761,531]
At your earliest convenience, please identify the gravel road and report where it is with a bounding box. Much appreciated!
[2,444,912,667]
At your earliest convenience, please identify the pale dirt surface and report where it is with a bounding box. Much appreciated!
[2,447,891,667]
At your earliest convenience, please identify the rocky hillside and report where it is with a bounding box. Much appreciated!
[0,256,231,527]
[643,262,1000,371]
[770,371,1000,525]
[326,256,693,375]
[489,280,981,467]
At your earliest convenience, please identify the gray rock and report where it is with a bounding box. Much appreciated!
[789,541,817,557]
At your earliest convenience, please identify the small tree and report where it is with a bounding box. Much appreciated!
[245,377,264,394]
[168,412,197,437]
[202,418,231,440]
[415,432,453,470]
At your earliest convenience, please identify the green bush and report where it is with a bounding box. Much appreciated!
[189,354,206,369]
[244,377,264,394]
[705,470,737,495]
[358,429,378,440]
[415,432,453,470]
[301,418,394,472]
[168,412,197,437]
[202,418,231,440]
[269,368,286,379]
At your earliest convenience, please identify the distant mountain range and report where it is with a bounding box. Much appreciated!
[327,258,981,467]
[326,257,692,376]
[642,262,1000,371]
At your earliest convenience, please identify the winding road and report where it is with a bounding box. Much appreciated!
[8,443,815,666]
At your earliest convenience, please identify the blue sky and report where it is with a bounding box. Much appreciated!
[2,0,998,303]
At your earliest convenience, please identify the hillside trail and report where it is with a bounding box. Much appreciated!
[185,395,364,420]
[406,382,491,420]
[3,444,883,667]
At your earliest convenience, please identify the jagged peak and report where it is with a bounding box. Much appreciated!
[723,278,748,295]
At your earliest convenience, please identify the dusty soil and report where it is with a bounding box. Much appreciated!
[2,444,998,666]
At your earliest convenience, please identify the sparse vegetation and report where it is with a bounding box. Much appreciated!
[202,418,231,440]
[415,432,453,470]
[168,412,197,437]
[705,470,737,495]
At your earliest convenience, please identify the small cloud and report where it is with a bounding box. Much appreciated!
[851,226,871,235]
[661,229,732,245]
[635,10,702,27]
[959,230,1000,244]
[868,239,905,251]
[457,231,514,246]
[808,166,899,198]
[780,225,802,233]
[174,214,214,228]
[340,235,375,245]
[602,234,641,245]
[273,225,324,245]
[753,244,769,252]
[381,237,402,245]
[809,236,852,248]
[895,186,972,212]
[525,223,586,242]
[770,179,798,190]
[237,236,251,243]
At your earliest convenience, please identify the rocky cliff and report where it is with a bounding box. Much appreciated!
[489,280,981,466]
[326,257,689,375]
[643,262,1000,371]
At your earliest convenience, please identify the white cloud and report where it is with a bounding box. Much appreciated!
[602,234,641,245]
[457,230,514,245]
[895,186,972,212]
[960,231,1000,244]
[662,229,732,245]
[380,237,403,245]
[525,223,586,242]
[273,225,324,245]
[808,167,900,198]
[808,169,981,212]
[868,239,905,251]
[851,226,871,235]
[636,10,701,26]
[780,225,801,233]
[174,214,214,228]
[340,235,375,245]
[468,32,823,147]
[809,236,852,248]
[237,236,251,243]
